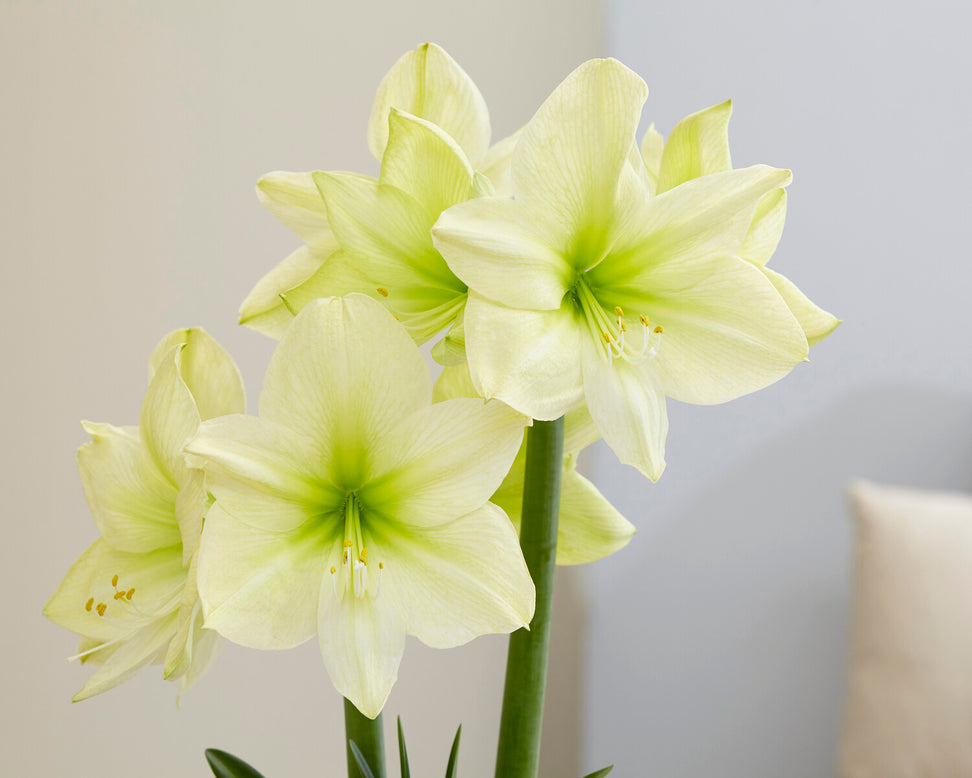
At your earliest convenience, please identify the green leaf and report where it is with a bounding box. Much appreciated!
[580,767,614,778]
[349,741,377,778]
[397,717,411,778]
[444,725,461,778]
[204,748,267,778]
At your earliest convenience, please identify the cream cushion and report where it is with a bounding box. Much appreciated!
[840,480,972,777]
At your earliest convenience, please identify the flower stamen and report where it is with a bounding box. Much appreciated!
[576,278,660,364]
[86,573,146,620]
[335,496,383,601]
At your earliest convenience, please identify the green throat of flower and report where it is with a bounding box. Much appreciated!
[572,275,663,365]
[330,493,384,602]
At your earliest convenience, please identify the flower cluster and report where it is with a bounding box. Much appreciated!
[46,43,835,720]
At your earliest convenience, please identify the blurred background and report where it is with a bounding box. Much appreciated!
[2,1,969,776]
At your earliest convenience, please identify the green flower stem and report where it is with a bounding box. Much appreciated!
[494,416,565,778]
[345,697,386,778]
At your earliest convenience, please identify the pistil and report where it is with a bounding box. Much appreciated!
[332,495,383,601]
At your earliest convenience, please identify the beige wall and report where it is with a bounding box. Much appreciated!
[0,2,601,775]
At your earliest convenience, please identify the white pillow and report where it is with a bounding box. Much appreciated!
[840,480,972,777]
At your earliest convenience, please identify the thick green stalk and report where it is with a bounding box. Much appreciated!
[494,416,565,778]
[344,697,386,778]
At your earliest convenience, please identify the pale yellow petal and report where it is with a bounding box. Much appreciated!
[72,612,178,701]
[640,123,664,192]
[761,266,841,347]
[174,467,207,563]
[149,328,245,421]
[555,470,635,564]
[596,165,793,286]
[187,414,342,525]
[314,171,465,342]
[257,171,338,254]
[740,188,787,266]
[581,336,668,481]
[163,549,225,698]
[361,398,528,527]
[259,296,433,484]
[463,292,584,421]
[368,42,490,165]
[656,99,733,193]
[433,196,573,310]
[162,549,204,680]
[645,255,809,404]
[177,621,222,699]
[197,503,331,650]
[276,249,379,323]
[374,502,534,647]
[380,109,477,218]
[512,58,648,259]
[77,422,179,553]
[317,575,407,719]
[139,345,200,487]
[239,245,328,339]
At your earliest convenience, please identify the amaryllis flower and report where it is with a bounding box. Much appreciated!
[240,42,519,361]
[187,295,535,718]
[433,59,818,480]
[44,329,245,700]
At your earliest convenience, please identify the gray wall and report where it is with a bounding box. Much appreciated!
[587,1,972,775]
[0,2,601,776]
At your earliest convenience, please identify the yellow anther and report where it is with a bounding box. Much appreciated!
[111,574,119,588]
[113,591,124,600]
[359,548,369,563]
[602,332,612,343]
[85,597,94,612]
[96,603,107,617]
[344,540,353,547]
[330,566,337,575]
[654,325,664,334]
[378,562,384,570]
[620,321,627,333]
[126,588,134,600]
[376,287,389,298]
[614,306,624,317]
[640,315,649,327]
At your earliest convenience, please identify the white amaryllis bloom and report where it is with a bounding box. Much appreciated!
[187,295,535,719]
[432,59,820,480]
[239,42,519,354]
[44,329,245,700]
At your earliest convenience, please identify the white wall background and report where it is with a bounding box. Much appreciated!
[586,1,972,775]
[0,2,601,776]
